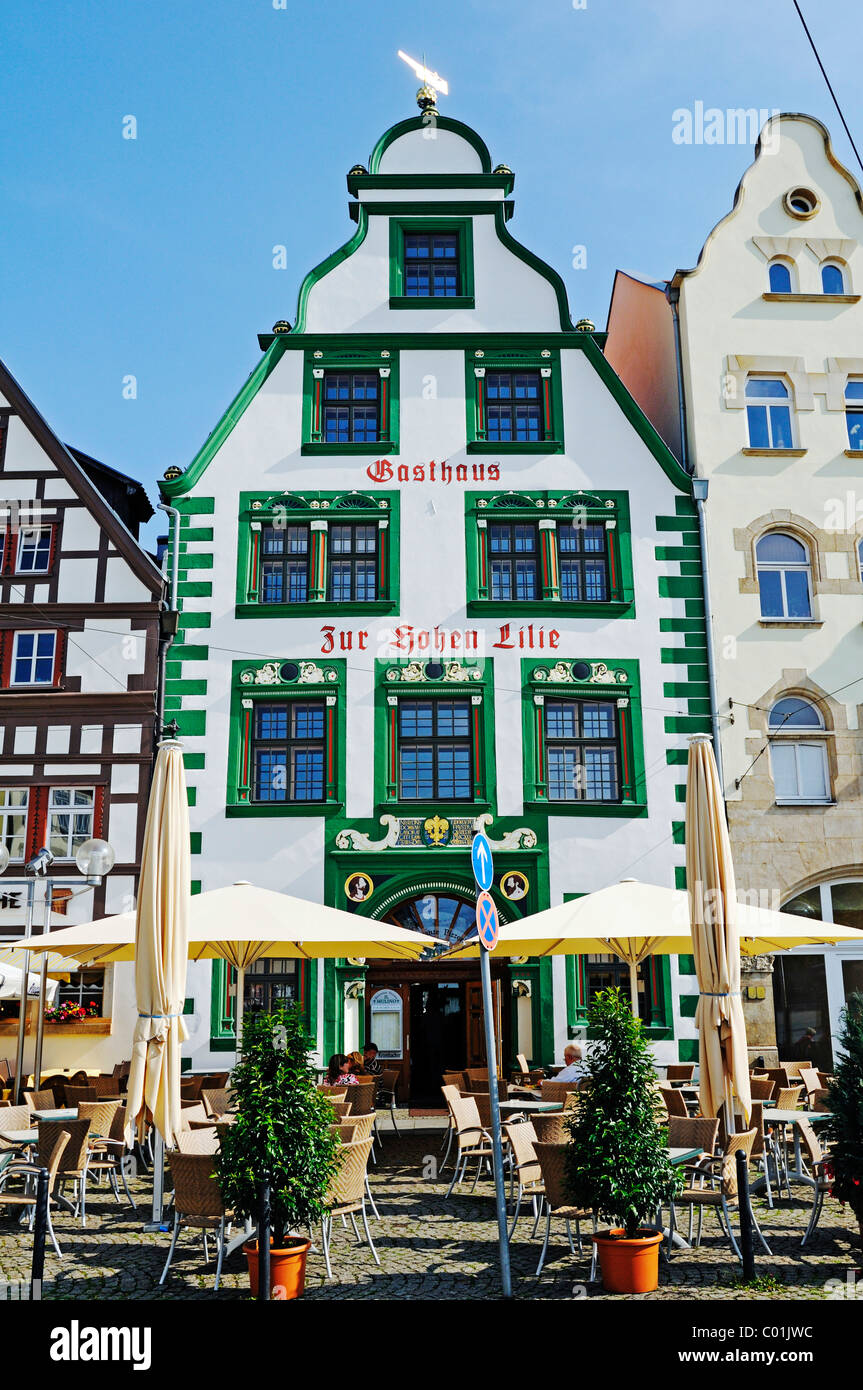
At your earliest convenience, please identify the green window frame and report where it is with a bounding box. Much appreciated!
[301,347,399,454]
[226,657,346,818]
[562,895,673,1040]
[236,491,399,618]
[522,658,646,816]
[465,349,564,454]
[374,658,495,814]
[389,217,475,310]
[210,958,317,1052]
[465,491,633,617]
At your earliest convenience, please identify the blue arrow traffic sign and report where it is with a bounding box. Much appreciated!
[471,831,494,892]
[476,890,499,951]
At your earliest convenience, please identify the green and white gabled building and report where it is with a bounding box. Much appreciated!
[158,102,707,1092]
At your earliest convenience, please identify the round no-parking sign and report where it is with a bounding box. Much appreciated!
[476,890,499,951]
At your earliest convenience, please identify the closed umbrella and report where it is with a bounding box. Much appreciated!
[125,740,189,1149]
[685,733,751,1129]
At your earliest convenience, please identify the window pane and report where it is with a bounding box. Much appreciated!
[291,748,323,800]
[771,743,798,799]
[746,404,769,448]
[546,702,577,738]
[515,559,538,599]
[784,569,811,618]
[847,412,863,449]
[746,378,789,399]
[831,881,863,932]
[768,405,793,449]
[547,747,577,800]
[581,703,615,738]
[774,955,833,1071]
[768,262,792,292]
[583,747,619,800]
[796,742,828,799]
[756,533,807,563]
[769,697,821,730]
[821,264,844,294]
[758,569,784,618]
[490,562,512,600]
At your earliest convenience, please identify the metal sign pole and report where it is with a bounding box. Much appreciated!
[471,828,512,1299]
[479,941,512,1298]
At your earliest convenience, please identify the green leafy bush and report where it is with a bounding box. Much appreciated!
[825,991,863,1241]
[565,987,681,1239]
[215,1004,337,1248]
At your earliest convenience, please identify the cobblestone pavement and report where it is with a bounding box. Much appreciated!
[0,1131,859,1301]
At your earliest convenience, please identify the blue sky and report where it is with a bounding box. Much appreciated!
[2,0,861,543]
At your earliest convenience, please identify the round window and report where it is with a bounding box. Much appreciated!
[783,186,819,219]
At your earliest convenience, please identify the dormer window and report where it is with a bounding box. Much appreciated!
[403,232,460,297]
[821,262,846,294]
[768,260,793,293]
[389,218,475,309]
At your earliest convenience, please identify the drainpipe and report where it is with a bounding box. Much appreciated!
[157,502,180,737]
[667,285,725,789]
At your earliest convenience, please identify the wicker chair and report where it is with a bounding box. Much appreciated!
[533,1142,595,1276]
[346,1078,376,1117]
[26,1089,58,1112]
[0,1124,70,1256]
[85,1102,136,1211]
[375,1068,400,1136]
[0,1104,33,1148]
[91,1076,122,1099]
[160,1151,230,1289]
[444,1094,496,1198]
[318,1085,348,1101]
[320,1136,378,1279]
[537,1081,579,1107]
[176,1127,219,1154]
[462,1068,491,1089]
[775,1086,802,1110]
[200,1088,232,1119]
[199,1072,229,1089]
[660,1084,689,1119]
[666,1064,696,1083]
[52,1112,105,1226]
[530,1111,568,1143]
[779,1059,811,1079]
[440,1083,461,1170]
[180,1076,204,1101]
[64,1085,98,1107]
[799,1068,830,1111]
[178,1102,209,1130]
[667,1114,719,1157]
[330,1100,351,1119]
[749,1077,776,1102]
[798,1117,833,1247]
[503,1120,544,1239]
[667,1129,771,1260]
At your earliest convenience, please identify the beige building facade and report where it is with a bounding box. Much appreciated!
[606,114,863,1069]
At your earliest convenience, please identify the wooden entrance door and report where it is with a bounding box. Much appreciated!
[466,979,503,1073]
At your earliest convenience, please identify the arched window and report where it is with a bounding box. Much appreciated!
[745,377,793,450]
[768,696,829,803]
[768,260,793,293]
[845,378,863,450]
[821,262,846,294]
[756,532,812,618]
[385,893,479,944]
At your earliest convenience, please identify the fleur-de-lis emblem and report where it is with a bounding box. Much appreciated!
[424,815,450,846]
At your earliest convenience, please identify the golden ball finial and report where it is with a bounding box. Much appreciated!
[416,84,437,112]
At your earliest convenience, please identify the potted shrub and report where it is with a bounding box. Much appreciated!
[825,991,863,1248]
[565,986,682,1293]
[216,1003,338,1299]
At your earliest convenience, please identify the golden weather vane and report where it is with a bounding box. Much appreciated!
[397,50,449,98]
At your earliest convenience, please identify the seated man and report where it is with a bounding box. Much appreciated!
[553,1044,587,1084]
[362,1041,384,1076]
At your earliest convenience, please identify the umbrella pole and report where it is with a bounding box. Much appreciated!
[31,882,53,1091]
[235,965,245,1057]
[628,960,639,1016]
[13,881,36,1103]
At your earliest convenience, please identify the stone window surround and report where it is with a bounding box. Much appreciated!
[751,235,857,295]
[725,354,863,419]
[738,668,845,801]
[735,509,863,597]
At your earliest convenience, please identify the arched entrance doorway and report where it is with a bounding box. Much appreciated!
[365,891,508,1105]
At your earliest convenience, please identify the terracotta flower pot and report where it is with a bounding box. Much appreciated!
[592,1227,663,1294]
[244,1237,310,1300]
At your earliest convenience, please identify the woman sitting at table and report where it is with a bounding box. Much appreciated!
[326,1054,358,1086]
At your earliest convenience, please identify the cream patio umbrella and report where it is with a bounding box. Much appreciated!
[18,882,440,1050]
[685,733,751,1129]
[125,740,190,1150]
[0,961,59,1004]
[442,880,863,1010]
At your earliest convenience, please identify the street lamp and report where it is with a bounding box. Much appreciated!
[5,837,115,1100]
